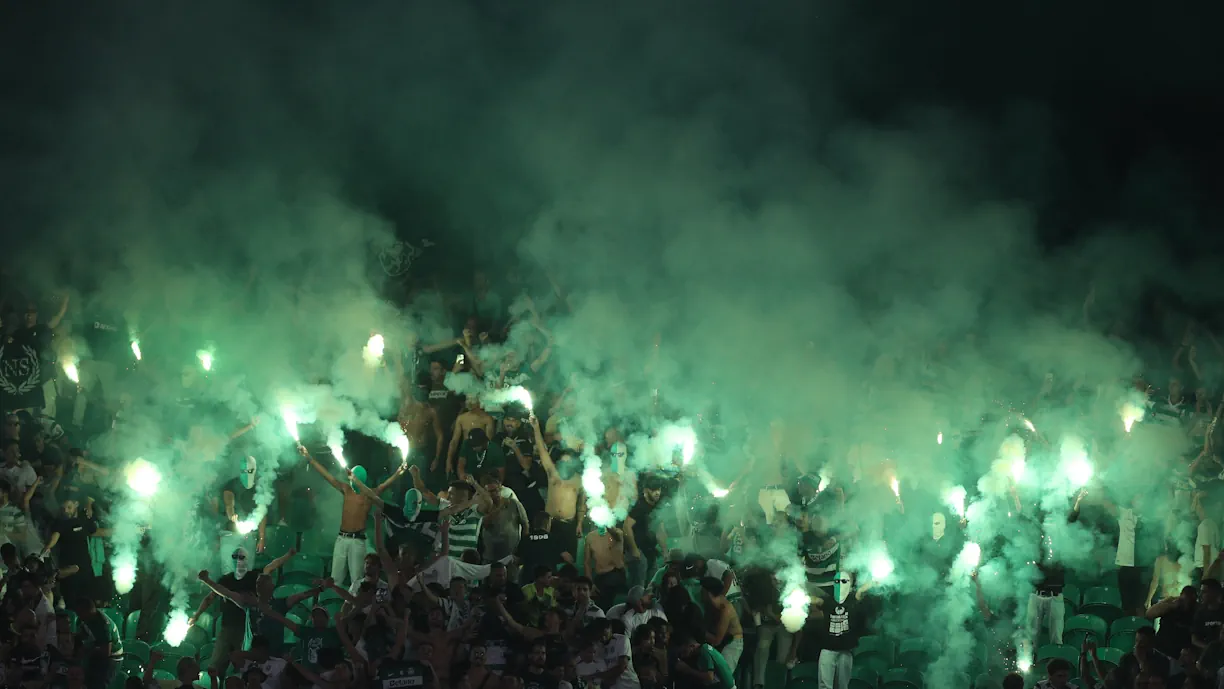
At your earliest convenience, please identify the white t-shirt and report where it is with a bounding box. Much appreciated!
[605,603,667,638]
[0,462,37,495]
[1197,519,1220,569]
[705,559,742,599]
[240,657,287,689]
[576,658,605,686]
[348,576,391,599]
[602,633,639,689]
[406,556,492,591]
[1115,509,1138,567]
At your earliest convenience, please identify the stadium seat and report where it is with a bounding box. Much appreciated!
[124,639,151,664]
[63,610,78,632]
[318,588,345,603]
[1062,583,1082,609]
[194,612,216,637]
[109,674,130,689]
[786,678,819,689]
[1109,630,1135,651]
[881,667,923,689]
[199,642,215,664]
[854,635,895,666]
[790,661,819,680]
[1036,644,1079,665]
[1080,586,1123,624]
[262,525,297,560]
[124,611,142,640]
[896,638,937,669]
[849,666,879,689]
[153,669,176,680]
[160,655,185,674]
[763,660,789,689]
[972,672,996,689]
[279,570,317,588]
[183,624,211,649]
[1063,614,1108,648]
[299,530,335,567]
[274,583,312,599]
[284,552,324,576]
[1110,615,1151,636]
[319,597,345,618]
[1094,646,1124,671]
[102,607,125,636]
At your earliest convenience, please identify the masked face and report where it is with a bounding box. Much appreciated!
[240,456,257,490]
[233,548,250,579]
[609,443,627,472]
[350,465,368,490]
[932,513,946,540]
[833,571,852,604]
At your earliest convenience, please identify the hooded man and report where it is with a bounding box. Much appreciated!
[194,549,261,678]
[808,571,875,689]
[303,445,407,588]
[220,455,266,574]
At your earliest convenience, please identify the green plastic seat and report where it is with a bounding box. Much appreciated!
[1080,586,1123,624]
[319,597,345,618]
[199,642,215,664]
[1036,644,1079,665]
[1095,646,1124,671]
[153,669,176,680]
[849,666,880,689]
[284,552,324,575]
[121,653,145,674]
[123,610,142,640]
[1109,630,1135,651]
[854,635,895,666]
[183,624,211,649]
[274,583,313,599]
[102,607,125,636]
[124,639,151,664]
[1110,615,1152,636]
[1062,583,1083,609]
[153,640,197,659]
[881,667,923,689]
[262,525,298,560]
[318,588,345,603]
[279,570,318,588]
[1063,614,1108,649]
[786,679,819,689]
[897,638,937,669]
[763,660,789,689]
[790,661,819,680]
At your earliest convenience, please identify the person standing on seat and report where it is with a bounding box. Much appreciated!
[809,571,875,689]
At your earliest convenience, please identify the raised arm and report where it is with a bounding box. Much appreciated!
[262,548,297,575]
[347,469,386,509]
[307,453,346,493]
[256,600,301,635]
[198,571,253,607]
[375,464,408,496]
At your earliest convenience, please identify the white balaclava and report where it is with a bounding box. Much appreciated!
[932,512,947,541]
[240,456,257,490]
[232,547,251,579]
[833,571,853,604]
[609,443,628,473]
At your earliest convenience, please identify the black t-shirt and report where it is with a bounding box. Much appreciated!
[816,595,871,652]
[427,380,463,432]
[1193,603,1224,644]
[629,500,660,557]
[222,478,258,520]
[519,529,564,579]
[503,459,547,518]
[375,659,436,689]
[51,515,98,569]
[13,325,54,379]
[82,314,127,363]
[250,596,290,655]
[518,668,559,689]
[478,585,527,638]
[1156,604,1196,658]
[11,642,49,682]
[217,572,258,630]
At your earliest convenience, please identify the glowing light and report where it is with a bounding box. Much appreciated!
[889,477,900,497]
[62,357,80,384]
[327,430,347,468]
[1017,657,1032,673]
[957,542,982,570]
[281,406,301,443]
[507,386,533,411]
[582,462,605,498]
[124,458,161,497]
[113,562,137,594]
[1023,418,1036,433]
[236,520,257,535]
[130,340,142,361]
[1059,434,1093,488]
[1120,392,1146,432]
[1010,458,1027,483]
[817,471,830,493]
[942,485,967,518]
[363,333,385,365]
[589,504,614,526]
[660,424,698,466]
[869,551,895,581]
[937,432,943,445]
[779,585,810,633]
[163,610,191,646]
[709,486,729,498]
[196,350,213,372]
[385,423,410,464]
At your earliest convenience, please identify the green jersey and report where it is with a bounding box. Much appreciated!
[697,644,735,689]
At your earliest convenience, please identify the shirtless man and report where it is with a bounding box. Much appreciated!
[444,400,495,476]
[528,414,583,563]
[398,387,444,478]
[585,525,627,611]
[303,447,407,588]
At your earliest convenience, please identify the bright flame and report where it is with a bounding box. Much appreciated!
[582,462,605,498]
[889,477,900,497]
[507,386,533,411]
[942,485,967,518]
[1017,657,1032,673]
[327,430,347,468]
[363,333,385,365]
[869,551,895,581]
[1010,458,1027,483]
[236,520,257,535]
[281,406,301,443]
[196,350,213,371]
[113,562,137,594]
[779,585,810,633]
[124,458,161,497]
[957,542,982,571]
[385,423,410,464]
[660,424,698,466]
[589,504,614,526]
[163,610,191,646]
[130,340,142,361]
[1120,392,1146,432]
[1023,418,1036,433]
[1059,434,1093,488]
[817,471,830,493]
[937,432,943,445]
[62,357,80,384]
[709,486,729,498]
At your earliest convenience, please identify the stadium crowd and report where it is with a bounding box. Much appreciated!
[0,273,1222,689]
